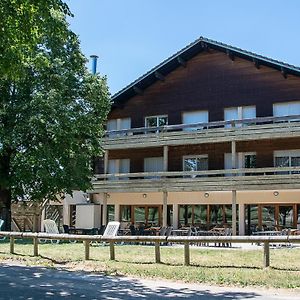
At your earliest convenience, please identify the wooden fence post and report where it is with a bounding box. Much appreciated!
[85,240,90,260]
[184,242,190,266]
[110,241,115,260]
[155,241,161,263]
[263,241,270,268]
[10,236,15,254]
[33,237,39,256]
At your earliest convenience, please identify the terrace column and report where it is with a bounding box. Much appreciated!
[231,140,237,235]
[163,146,168,172]
[114,204,120,222]
[163,191,168,227]
[172,204,179,229]
[238,203,245,236]
[104,150,109,176]
[232,190,237,235]
[102,193,108,226]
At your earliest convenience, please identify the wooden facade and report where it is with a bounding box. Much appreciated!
[89,37,300,235]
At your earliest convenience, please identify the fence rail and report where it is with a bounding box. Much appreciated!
[1,231,300,268]
[104,115,300,137]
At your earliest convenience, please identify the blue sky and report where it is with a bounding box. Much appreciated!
[67,0,300,95]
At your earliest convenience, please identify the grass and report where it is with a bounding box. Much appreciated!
[0,239,300,289]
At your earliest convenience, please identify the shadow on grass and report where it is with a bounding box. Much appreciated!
[0,262,263,299]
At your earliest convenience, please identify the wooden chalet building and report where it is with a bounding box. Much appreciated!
[88,37,300,235]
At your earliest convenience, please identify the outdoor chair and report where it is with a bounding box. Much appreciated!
[96,221,120,246]
[159,226,167,236]
[102,221,120,237]
[41,219,60,244]
[0,219,6,241]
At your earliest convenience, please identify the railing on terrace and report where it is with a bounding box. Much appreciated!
[94,166,300,180]
[1,231,300,268]
[104,115,300,137]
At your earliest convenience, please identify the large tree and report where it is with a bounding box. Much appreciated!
[0,0,110,229]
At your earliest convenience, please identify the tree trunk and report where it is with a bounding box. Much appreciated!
[0,188,11,230]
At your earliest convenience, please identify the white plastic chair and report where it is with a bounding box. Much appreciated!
[96,221,120,246]
[41,219,60,244]
[0,219,6,241]
[103,221,120,237]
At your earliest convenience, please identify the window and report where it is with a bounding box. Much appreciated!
[224,152,256,176]
[224,106,256,127]
[120,205,131,222]
[179,205,207,226]
[145,115,168,132]
[107,205,115,222]
[107,118,131,137]
[183,155,208,177]
[182,110,208,131]
[144,157,164,178]
[108,159,130,180]
[274,150,300,174]
[273,101,300,120]
[224,152,256,169]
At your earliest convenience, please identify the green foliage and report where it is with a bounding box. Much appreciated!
[0,0,111,201]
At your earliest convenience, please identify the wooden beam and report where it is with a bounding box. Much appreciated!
[154,71,165,81]
[200,41,208,50]
[281,67,287,79]
[177,56,187,67]
[133,86,143,95]
[226,49,234,61]
[252,58,260,69]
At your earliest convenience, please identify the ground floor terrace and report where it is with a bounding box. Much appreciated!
[61,190,300,236]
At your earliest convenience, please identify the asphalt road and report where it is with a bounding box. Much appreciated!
[0,263,299,300]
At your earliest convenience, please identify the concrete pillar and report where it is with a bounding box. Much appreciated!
[104,150,109,175]
[172,204,179,229]
[102,193,108,226]
[163,146,168,172]
[232,190,237,235]
[114,204,120,222]
[231,140,236,170]
[238,203,245,236]
[163,191,168,227]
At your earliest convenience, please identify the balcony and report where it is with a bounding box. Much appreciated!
[91,166,300,193]
[102,115,300,150]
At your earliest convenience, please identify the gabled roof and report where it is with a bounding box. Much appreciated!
[112,36,300,106]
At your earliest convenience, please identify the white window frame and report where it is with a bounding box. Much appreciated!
[224,152,256,176]
[274,150,300,167]
[108,158,130,180]
[273,101,300,122]
[144,156,164,179]
[182,155,208,171]
[145,115,168,128]
[224,106,256,127]
[182,155,208,178]
[182,110,209,131]
[107,118,131,137]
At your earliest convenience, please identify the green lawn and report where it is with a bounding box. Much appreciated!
[0,239,300,289]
